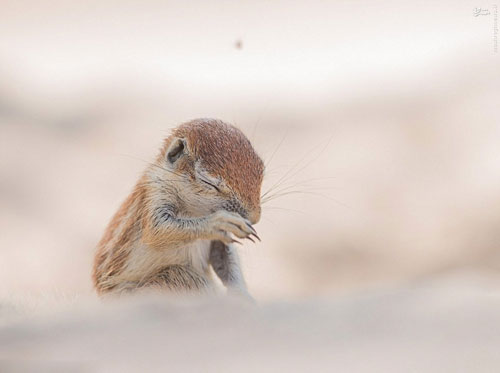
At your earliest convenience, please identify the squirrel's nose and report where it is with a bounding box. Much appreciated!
[247,206,261,225]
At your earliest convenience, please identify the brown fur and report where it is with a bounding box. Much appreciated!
[92,184,145,292]
[92,118,264,295]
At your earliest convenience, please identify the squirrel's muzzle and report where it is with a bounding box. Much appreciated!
[247,206,261,225]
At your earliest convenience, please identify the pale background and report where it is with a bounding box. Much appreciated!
[0,1,499,371]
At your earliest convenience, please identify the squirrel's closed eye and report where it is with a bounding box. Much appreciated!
[200,178,221,192]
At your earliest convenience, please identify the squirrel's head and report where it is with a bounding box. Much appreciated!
[156,119,264,224]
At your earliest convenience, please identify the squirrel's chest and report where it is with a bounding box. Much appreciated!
[125,239,212,279]
[181,239,212,273]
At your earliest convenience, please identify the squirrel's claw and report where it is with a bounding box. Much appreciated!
[251,233,261,242]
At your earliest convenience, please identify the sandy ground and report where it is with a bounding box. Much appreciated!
[0,0,499,371]
[1,271,500,372]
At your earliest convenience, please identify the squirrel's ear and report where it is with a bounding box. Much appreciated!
[166,138,186,164]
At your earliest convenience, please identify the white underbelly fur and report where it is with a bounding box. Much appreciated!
[118,240,212,283]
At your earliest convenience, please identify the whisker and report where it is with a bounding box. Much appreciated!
[264,130,288,169]
[118,154,185,179]
[261,134,333,199]
[263,190,351,209]
[262,184,340,203]
[262,205,308,215]
[271,134,335,195]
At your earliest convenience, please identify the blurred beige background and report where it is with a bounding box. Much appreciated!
[0,0,499,302]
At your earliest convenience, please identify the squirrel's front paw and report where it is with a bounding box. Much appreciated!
[206,210,260,244]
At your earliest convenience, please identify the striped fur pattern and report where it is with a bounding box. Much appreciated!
[92,119,264,296]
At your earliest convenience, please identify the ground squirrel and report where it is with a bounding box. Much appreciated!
[92,118,264,298]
